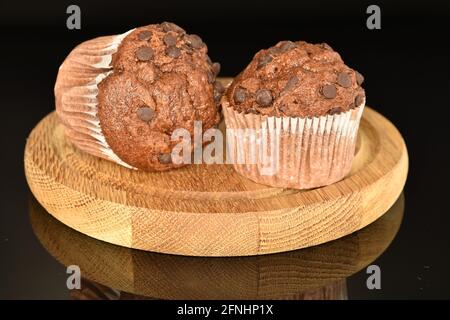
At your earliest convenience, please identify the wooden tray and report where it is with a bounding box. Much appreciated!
[29,194,404,299]
[24,103,408,256]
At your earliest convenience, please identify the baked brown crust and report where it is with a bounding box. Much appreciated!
[96,23,221,171]
[226,41,365,117]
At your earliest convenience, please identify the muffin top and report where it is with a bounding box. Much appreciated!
[226,41,365,117]
[96,22,222,171]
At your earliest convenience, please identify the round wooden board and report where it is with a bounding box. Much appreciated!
[29,194,404,299]
[24,101,408,257]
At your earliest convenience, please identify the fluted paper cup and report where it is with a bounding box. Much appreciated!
[222,96,365,189]
[54,29,136,169]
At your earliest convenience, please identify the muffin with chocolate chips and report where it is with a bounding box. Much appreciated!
[55,22,222,171]
[223,40,366,189]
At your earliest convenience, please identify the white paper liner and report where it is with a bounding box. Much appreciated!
[55,29,136,169]
[223,97,365,189]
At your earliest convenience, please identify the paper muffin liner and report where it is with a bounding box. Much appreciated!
[222,97,365,189]
[54,29,136,169]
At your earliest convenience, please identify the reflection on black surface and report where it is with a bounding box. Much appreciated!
[29,193,404,300]
[70,277,347,300]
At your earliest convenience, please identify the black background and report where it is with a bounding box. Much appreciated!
[0,0,449,299]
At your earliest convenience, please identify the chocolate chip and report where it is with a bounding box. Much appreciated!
[328,107,343,115]
[161,22,184,33]
[136,46,154,61]
[355,94,365,107]
[185,34,203,49]
[212,62,221,76]
[258,55,272,68]
[348,102,356,109]
[255,89,273,107]
[284,75,299,92]
[322,84,337,99]
[213,81,225,102]
[319,43,333,51]
[356,71,364,86]
[137,106,155,122]
[233,87,247,104]
[337,72,352,88]
[158,153,172,164]
[268,46,282,55]
[163,33,177,47]
[213,91,222,103]
[279,41,297,53]
[207,71,215,84]
[138,31,152,41]
[161,22,171,32]
[165,46,181,58]
[214,81,225,94]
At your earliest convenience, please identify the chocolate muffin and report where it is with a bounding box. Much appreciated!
[222,41,366,189]
[226,41,365,117]
[55,22,222,171]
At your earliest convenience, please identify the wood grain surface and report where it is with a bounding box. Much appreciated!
[29,193,404,299]
[24,82,408,256]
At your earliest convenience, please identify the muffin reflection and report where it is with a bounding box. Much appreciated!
[30,193,403,300]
